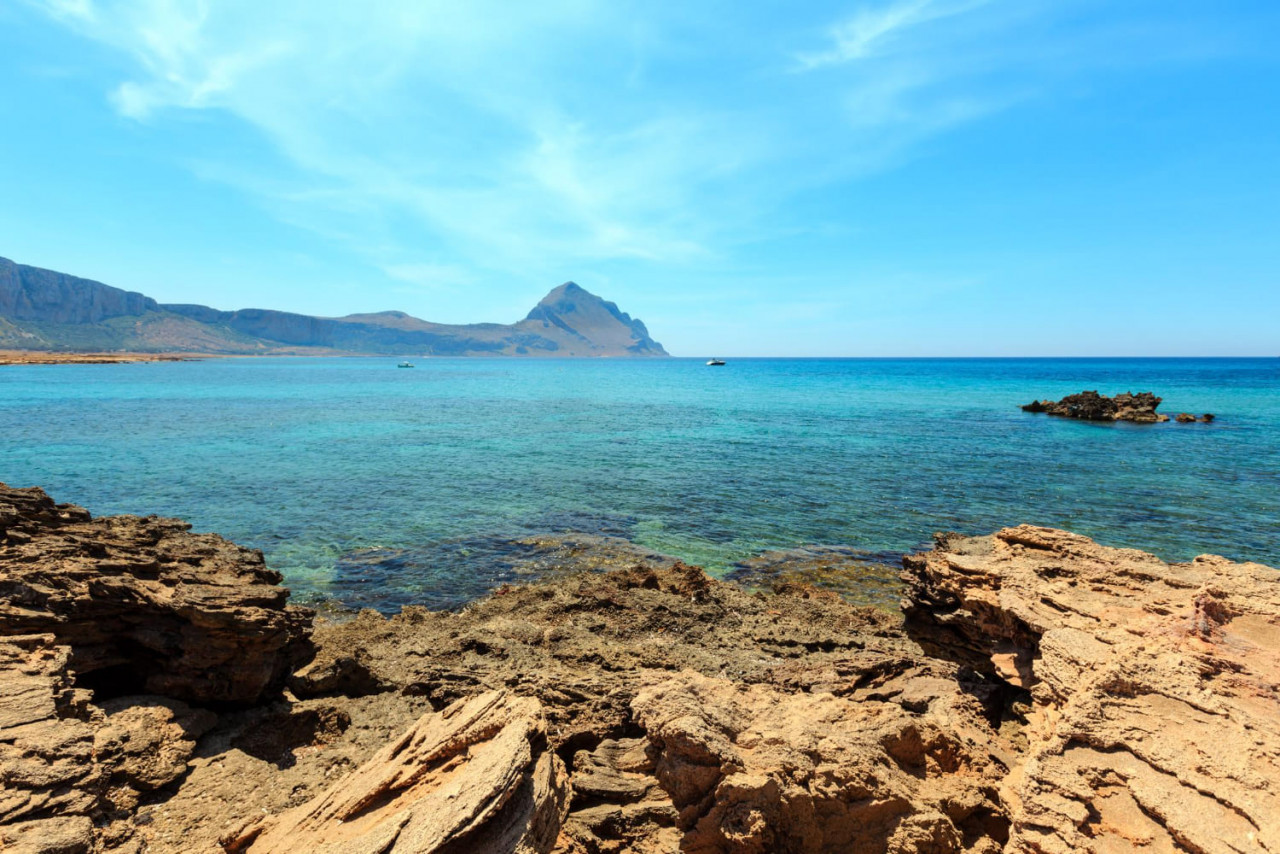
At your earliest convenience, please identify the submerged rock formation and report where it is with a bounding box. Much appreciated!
[904,525,1280,852]
[2,482,1278,853]
[1020,390,1171,422]
[0,482,312,706]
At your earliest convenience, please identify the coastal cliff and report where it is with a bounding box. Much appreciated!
[2,483,1277,853]
[0,258,157,325]
[0,257,667,357]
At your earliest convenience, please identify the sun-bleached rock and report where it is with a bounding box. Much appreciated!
[903,525,1280,853]
[632,669,1009,854]
[222,690,570,854]
[0,815,95,854]
[0,634,100,827]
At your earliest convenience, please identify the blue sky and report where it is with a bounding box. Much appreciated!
[2,0,1278,356]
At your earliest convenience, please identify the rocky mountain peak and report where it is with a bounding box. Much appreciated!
[523,281,666,355]
[0,256,668,357]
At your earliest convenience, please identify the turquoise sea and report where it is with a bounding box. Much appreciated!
[2,357,1277,610]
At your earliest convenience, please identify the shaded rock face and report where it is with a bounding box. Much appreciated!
[0,257,156,325]
[903,525,1280,853]
[0,482,312,705]
[522,282,666,356]
[1020,390,1169,423]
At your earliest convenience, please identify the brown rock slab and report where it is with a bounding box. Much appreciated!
[0,482,312,705]
[632,669,1007,854]
[0,634,101,826]
[0,815,95,854]
[94,696,216,810]
[904,525,1280,853]
[222,690,570,854]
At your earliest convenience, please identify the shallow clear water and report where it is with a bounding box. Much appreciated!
[2,357,1276,609]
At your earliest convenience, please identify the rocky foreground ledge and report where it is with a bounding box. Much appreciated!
[2,483,1277,853]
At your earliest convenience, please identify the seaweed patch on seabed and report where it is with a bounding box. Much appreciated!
[321,511,907,615]
[324,528,677,613]
[726,544,907,611]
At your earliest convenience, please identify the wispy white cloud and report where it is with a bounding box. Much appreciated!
[381,262,476,291]
[795,0,993,71]
[24,0,1240,332]
[29,0,742,283]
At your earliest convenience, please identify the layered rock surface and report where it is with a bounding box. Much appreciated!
[0,633,99,851]
[3,481,1278,854]
[904,525,1280,853]
[0,633,214,853]
[279,563,1018,854]
[0,482,312,705]
[223,691,569,854]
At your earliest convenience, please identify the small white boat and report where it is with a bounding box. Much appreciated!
[397,362,415,368]
[706,358,725,366]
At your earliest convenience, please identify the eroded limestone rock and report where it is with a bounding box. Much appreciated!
[633,670,1008,854]
[222,690,570,854]
[903,525,1280,853]
[95,696,216,812]
[0,634,100,829]
[0,634,223,853]
[0,482,312,705]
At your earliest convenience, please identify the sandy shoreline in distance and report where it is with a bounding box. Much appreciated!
[0,350,217,366]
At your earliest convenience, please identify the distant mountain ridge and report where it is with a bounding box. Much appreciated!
[0,257,667,357]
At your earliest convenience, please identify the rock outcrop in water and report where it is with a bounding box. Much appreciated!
[2,483,1278,853]
[1019,390,1214,424]
[1020,390,1171,422]
[0,256,667,357]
